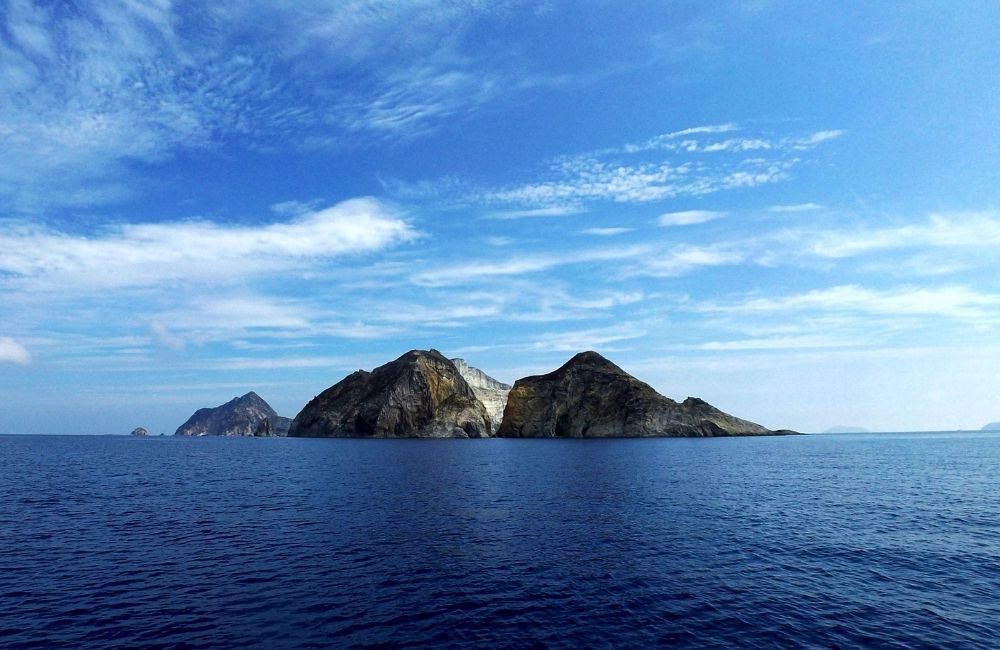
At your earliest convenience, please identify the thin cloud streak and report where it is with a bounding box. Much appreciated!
[699,284,1000,320]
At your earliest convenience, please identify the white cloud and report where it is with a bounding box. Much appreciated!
[410,244,650,287]
[0,198,416,292]
[809,212,1000,258]
[479,123,835,208]
[694,335,862,351]
[528,325,646,352]
[487,159,791,205]
[581,227,634,236]
[770,203,823,213]
[486,236,516,246]
[633,245,743,277]
[0,2,526,209]
[618,123,740,153]
[149,321,185,351]
[486,205,584,220]
[701,284,1000,320]
[658,210,727,226]
[793,129,846,148]
[0,336,31,365]
[337,65,500,137]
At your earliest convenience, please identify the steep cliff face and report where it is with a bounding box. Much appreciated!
[289,349,492,438]
[253,416,292,437]
[174,392,289,437]
[497,351,778,438]
[450,358,511,433]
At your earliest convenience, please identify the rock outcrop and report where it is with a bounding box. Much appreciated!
[497,351,783,438]
[249,415,291,437]
[129,427,148,437]
[175,392,291,437]
[289,349,492,438]
[450,358,511,433]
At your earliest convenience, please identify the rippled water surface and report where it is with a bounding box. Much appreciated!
[2,433,999,648]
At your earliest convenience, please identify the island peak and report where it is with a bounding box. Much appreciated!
[498,352,785,438]
[289,349,492,438]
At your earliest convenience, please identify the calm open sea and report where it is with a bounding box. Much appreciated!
[1,432,998,648]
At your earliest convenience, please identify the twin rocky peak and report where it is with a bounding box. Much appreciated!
[175,349,791,438]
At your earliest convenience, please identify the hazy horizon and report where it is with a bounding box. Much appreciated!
[2,2,999,435]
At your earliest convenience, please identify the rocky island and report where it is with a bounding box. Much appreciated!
[129,427,148,437]
[175,391,291,437]
[284,348,789,439]
[497,351,784,437]
[982,422,1000,432]
[289,349,493,438]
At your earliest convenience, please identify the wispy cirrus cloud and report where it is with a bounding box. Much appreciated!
[527,324,647,352]
[0,1,529,210]
[409,244,650,287]
[808,212,1000,258]
[699,284,1000,320]
[485,205,585,220]
[477,125,840,209]
[634,245,744,278]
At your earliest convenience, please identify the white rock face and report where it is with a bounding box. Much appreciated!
[451,358,511,433]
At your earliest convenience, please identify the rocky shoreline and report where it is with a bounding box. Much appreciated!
[165,349,794,438]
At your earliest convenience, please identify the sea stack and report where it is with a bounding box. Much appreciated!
[497,351,779,438]
[175,392,292,437]
[129,427,149,437]
[289,349,492,438]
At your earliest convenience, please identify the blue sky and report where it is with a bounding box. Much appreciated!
[2,0,1000,434]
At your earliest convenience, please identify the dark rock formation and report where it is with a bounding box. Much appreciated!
[497,351,783,438]
[289,349,491,438]
[175,392,290,437]
[253,418,273,437]
[251,416,292,437]
[129,427,148,437]
[450,358,511,434]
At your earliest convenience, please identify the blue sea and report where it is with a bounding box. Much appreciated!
[1,432,998,648]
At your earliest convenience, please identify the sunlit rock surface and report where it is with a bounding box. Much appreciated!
[289,349,492,438]
[450,358,511,434]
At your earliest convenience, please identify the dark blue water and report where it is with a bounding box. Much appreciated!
[2,433,998,648]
